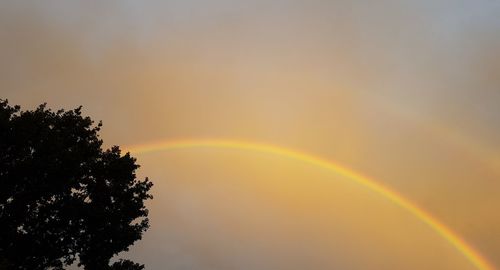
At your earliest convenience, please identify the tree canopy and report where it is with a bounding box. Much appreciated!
[0,100,153,270]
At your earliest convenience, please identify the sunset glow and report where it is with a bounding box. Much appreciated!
[2,1,499,269]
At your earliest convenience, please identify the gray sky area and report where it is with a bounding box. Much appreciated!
[1,1,500,269]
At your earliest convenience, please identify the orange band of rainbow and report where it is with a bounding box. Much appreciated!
[126,139,494,270]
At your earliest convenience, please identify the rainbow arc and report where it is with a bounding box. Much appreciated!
[126,139,494,270]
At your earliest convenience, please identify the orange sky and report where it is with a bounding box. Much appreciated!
[1,1,499,269]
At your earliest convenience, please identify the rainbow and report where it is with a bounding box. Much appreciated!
[125,139,494,270]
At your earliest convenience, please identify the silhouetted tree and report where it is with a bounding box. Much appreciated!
[110,260,145,270]
[0,100,153,270]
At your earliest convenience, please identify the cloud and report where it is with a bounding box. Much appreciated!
[1,1,499,269]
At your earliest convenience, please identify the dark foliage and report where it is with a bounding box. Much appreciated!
[110,260,145,270]
[0,100,153,269]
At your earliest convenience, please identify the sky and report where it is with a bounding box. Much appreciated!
[1,1,500,269]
